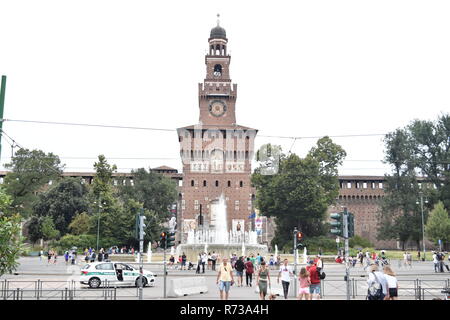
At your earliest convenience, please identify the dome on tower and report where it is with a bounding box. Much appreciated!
[210,25,227,40]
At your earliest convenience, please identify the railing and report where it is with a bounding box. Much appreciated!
[1,278,448,300]
[319,278,450,300]
[0,279,133,300]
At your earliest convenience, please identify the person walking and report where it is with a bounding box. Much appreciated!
[90,250,96,263]
[53,251,57,264]
[244,257,254,287]
[216,258,234,300]
[39,250,43,262]
[406,252,412,268]
[181,252,187,270]
[47,250,52,265]
[277,258,293,299]
[211,252,217,271]
[383,266,398,300]
[403,252,408,268]
[64,251,69,265]
[201,252,207,273]
[298,267,311,300]
[196,253,202,274]
[433,252,439,272]
[306,260,321,300]
[256,261,271,300]
[235,256,245,287]
[366,264,389,300]
[207,252,212,270]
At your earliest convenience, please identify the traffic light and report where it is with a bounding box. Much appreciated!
[138,215,146,240]
[160,231,167,249]
[167,232,176,248]
[348,213,355,238]
[296,231,304,249]
[330,212,344,236]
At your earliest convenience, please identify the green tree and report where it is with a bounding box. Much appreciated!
[88,155,123,247]
[33,178,89,235]
[425,201,450,248]
[0,186,24,276]
[68,212,91,235]
[40,216,60,241]
[3,148,63,218]
[0,213,24,276]
[378,114,450,249]
[252,138,346,249]
[26,216,43,244]
[118,168,178,247]
[119,168,177,217]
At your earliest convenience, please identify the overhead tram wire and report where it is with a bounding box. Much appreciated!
[2,118,387,141]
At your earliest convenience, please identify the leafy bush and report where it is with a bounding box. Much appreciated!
[303,236,338,253]
[56,234,116,252]
[349,235,373,249]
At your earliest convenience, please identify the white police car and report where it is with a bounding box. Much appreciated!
[80,262,155,288]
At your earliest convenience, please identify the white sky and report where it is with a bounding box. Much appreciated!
[0,0,449,176]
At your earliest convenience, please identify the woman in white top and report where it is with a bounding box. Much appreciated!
[383,265,398,300]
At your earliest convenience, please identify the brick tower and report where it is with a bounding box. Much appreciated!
[177,16,258,243]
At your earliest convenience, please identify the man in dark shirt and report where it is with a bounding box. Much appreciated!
[235,257,245,287]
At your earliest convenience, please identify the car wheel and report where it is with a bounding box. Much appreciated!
[88,277,101,289]
[135,277,148,287]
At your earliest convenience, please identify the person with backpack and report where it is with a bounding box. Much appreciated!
[366,264,389,300]
[90,250,96,263]
[244,257,254,287]
[306,260,321,300]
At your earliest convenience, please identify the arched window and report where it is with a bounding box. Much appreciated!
[240,181,243,187]
[191,180,195,187]
[227,180,231,187]
[215,180,219,187]
[203,180,207,187]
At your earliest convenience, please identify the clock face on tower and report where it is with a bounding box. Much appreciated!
[209,100,227,117]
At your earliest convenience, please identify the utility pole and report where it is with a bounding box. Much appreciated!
[160,231,168,298]
[0,75,7,161]
[95,197,103,252]
[138,209,146,300]
[416,192,428,261]
[292,227,298,298]
[343,207,350,300]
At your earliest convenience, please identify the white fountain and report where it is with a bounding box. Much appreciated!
[147,244,152,263]
[178,193,267,262]
[302,247,308,264]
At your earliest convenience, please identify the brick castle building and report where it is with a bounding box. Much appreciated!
[176,19,258,242]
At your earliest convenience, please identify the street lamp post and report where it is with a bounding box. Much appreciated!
[94,199,105,252]
[293,227,298,298]
[416,192,428,261]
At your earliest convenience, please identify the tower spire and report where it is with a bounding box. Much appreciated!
[217,13,220,26]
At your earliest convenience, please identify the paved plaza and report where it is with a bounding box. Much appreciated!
[1,257,448,300]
